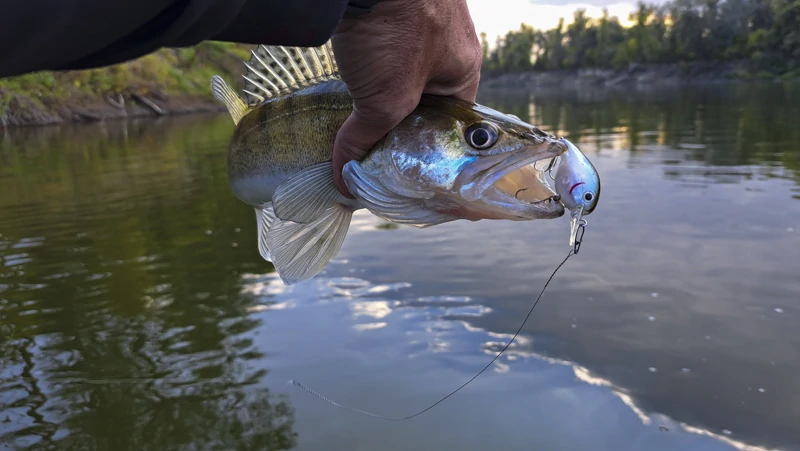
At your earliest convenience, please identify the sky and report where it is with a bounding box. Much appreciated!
[466,0,642,46]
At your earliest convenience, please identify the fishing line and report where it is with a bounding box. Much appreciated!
[288,229,585,421]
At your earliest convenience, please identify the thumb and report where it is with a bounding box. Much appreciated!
[332,107,402,198]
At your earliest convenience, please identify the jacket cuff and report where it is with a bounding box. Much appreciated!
[345,0,384,16]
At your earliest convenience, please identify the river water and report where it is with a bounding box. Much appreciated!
[1,82,799,451]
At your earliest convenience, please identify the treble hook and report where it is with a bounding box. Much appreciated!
[546,156,560,179]
[573,219,587,254]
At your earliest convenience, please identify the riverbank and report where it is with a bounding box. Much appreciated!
[0,42,248,128]
[3,53,798,128]
[480,61,799,90]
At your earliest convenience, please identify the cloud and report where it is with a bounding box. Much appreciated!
[523,0,671,6]
[531,0,631,6]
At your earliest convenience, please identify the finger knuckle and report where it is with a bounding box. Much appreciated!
[338,144,367,161]
[355,91,418,125]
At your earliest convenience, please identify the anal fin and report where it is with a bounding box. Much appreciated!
[266,204,353,285]
[255,203,277,262]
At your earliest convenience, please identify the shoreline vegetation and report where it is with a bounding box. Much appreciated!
[480,0,798,85]
[0,42,249,128]
[1,0,798,128]
[479,60,797,91]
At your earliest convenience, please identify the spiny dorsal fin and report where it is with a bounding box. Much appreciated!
[210,75,248,125]
[241,41,339,105]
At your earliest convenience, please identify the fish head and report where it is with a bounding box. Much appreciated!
[552,137,601,246]
[344,96,568,225]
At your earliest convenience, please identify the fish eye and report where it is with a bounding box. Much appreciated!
[584,192,594,202]
[465,122,498,150]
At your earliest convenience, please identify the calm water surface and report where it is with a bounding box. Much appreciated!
[1,83,799,451]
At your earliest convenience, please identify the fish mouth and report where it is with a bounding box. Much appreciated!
[491,161,558,203]
[454,150,565,220]
[484,162,563,219]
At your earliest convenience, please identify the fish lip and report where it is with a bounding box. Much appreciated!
[484,185,564,219]
[490,187,565,219]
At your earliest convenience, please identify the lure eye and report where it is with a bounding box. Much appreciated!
[584,192,594,202]
[465,122,498,150]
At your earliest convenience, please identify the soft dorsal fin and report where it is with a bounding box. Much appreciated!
[241,41,340,104]
[210,75,249,125]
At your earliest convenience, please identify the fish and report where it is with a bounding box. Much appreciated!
[551,138,601,248]
[209,41,593,285]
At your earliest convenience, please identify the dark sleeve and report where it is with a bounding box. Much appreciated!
[0,0,350,78]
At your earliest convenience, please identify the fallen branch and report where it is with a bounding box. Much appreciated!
[71,109,102,122]
[132,93,165,115]
[105,93,125,109]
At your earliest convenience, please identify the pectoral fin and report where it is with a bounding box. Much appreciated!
[273,161,342,223]
[264,162,356,284]
[266,204,353,285]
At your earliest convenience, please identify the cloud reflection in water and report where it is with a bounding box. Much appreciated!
[238,271,777,451]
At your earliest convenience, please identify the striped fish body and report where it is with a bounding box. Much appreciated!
[226,80,355,210]
[211,42,583,285]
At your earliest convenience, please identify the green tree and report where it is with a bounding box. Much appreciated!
[480,0,795,76]
[772,0,800,59]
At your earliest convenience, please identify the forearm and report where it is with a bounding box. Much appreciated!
[0,0,350,78]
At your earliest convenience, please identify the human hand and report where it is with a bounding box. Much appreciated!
[330,0,482,197]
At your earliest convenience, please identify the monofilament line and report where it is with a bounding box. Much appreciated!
[287,248,577,421]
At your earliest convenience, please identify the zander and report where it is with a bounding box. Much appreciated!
[210,41,596,285]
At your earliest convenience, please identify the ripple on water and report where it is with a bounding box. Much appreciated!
[15,283,46,291]
[352,322,388,332]
[41,272,72,280]
[416,295,472,303]
[324,277,371,290]
[85,272,111,282]
[349,300,396,319]
[11,237,45,249]
[325,277,412,299]
[246,301,296,313]
[442,305,493,317]
[3,253,32,267]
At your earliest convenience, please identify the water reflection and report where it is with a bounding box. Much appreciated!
[239,269,782,451]
[479,82,800,182]
[1,117,298,450]
[1,83,799,450]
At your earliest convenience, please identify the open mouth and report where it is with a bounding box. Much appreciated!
[489,159,560,207]
[492,163,559,204]
[452,145,566,220]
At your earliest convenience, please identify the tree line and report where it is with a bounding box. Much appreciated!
[481,0,799,75]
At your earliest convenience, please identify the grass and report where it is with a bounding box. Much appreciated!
[0,41,250,123]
